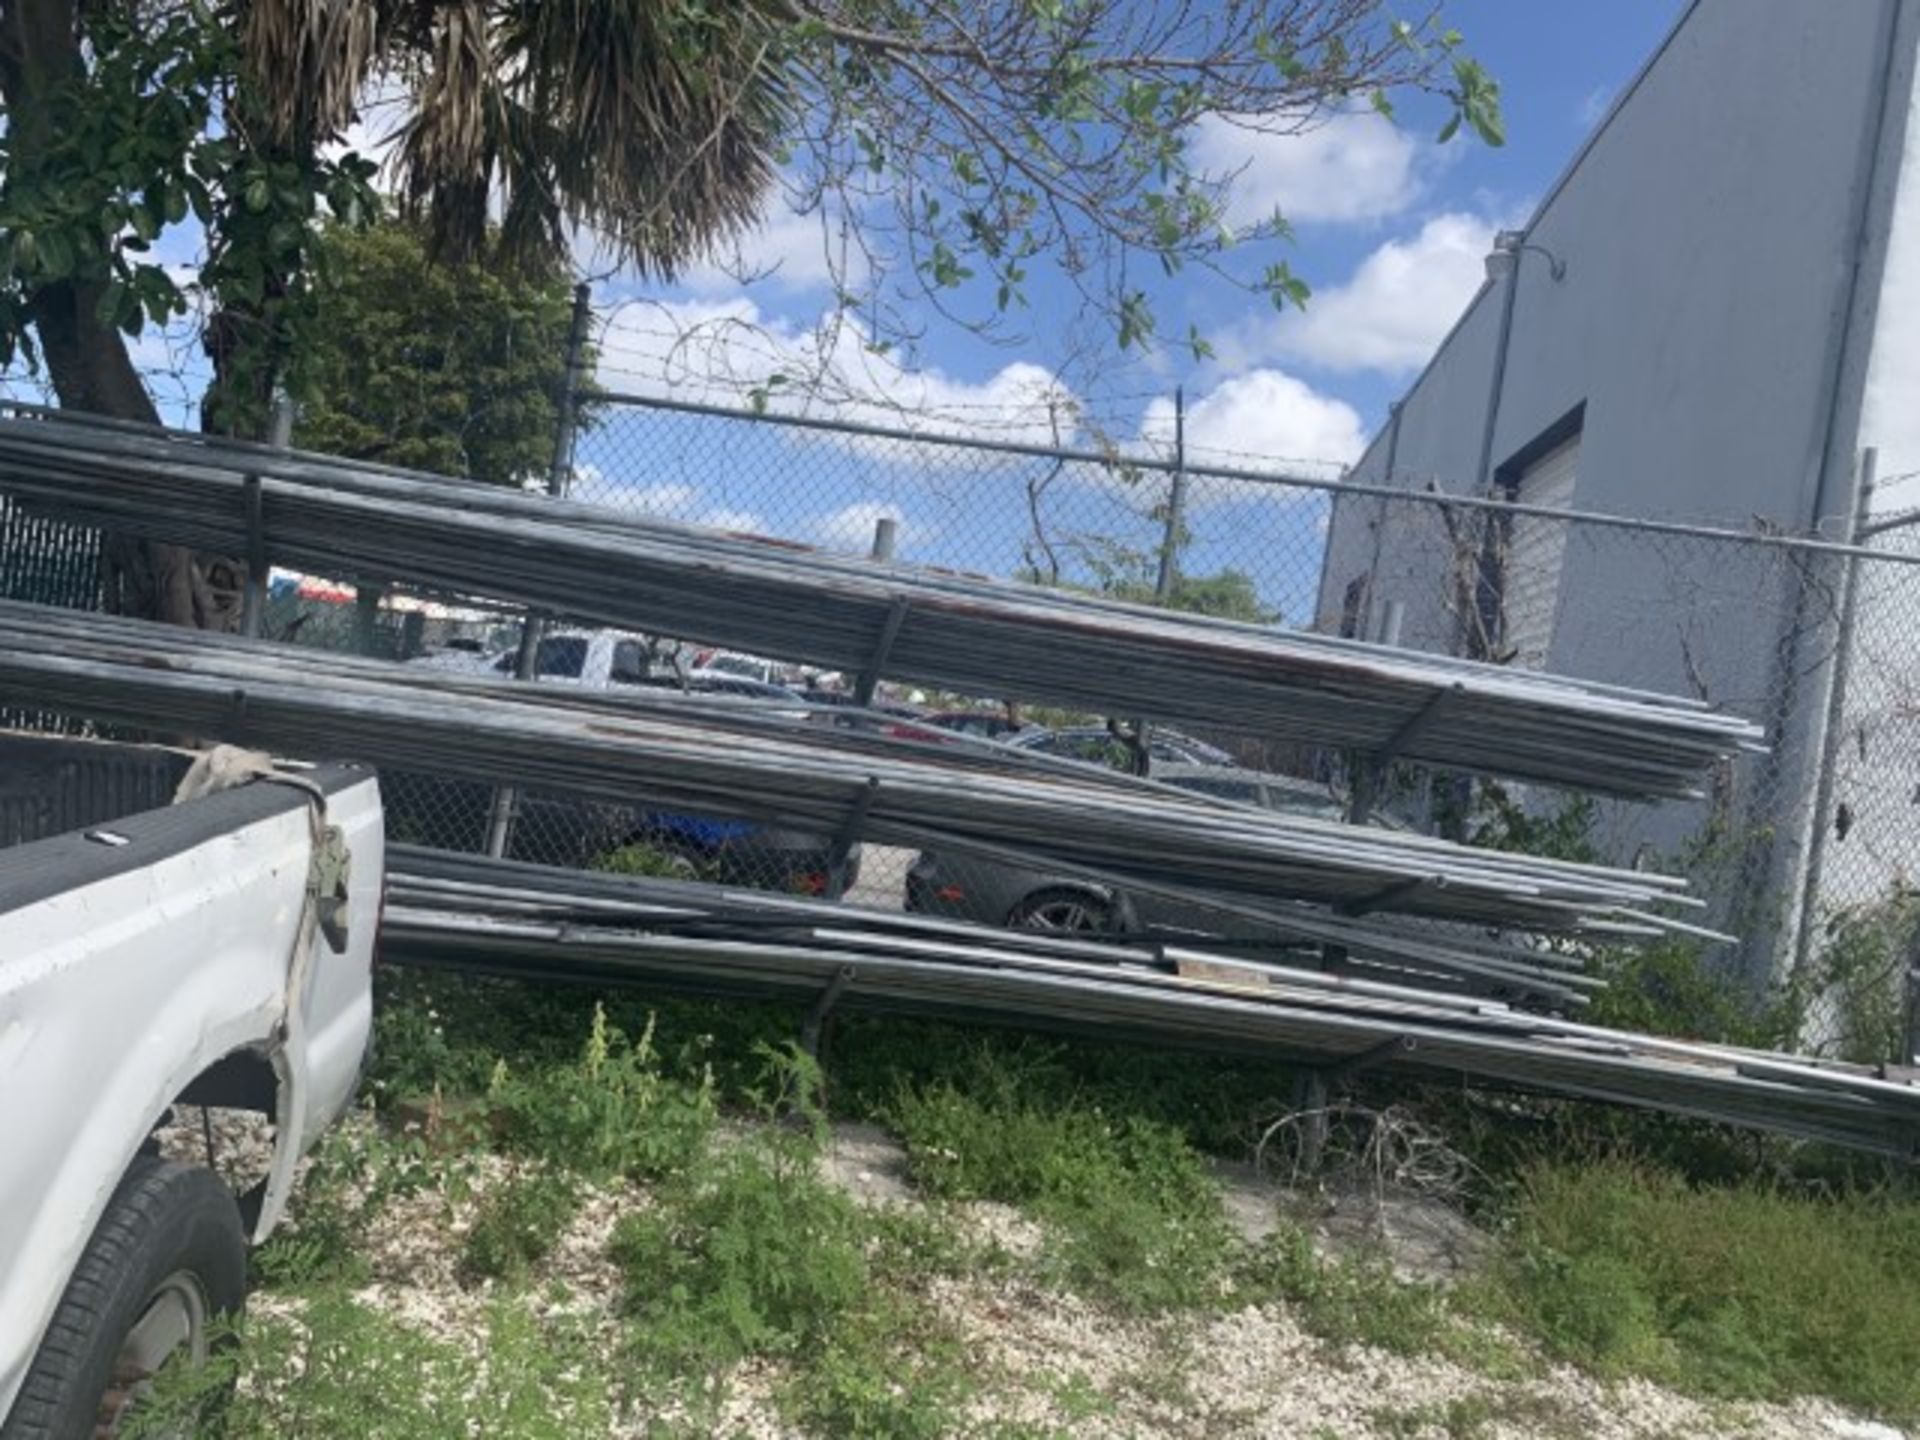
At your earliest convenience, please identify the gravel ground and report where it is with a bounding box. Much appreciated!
[237,1114,1911,1440]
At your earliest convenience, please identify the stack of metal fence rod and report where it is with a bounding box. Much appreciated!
[379,848,1920,1160]
[0,603,1713,955]
[0,412,1764,798]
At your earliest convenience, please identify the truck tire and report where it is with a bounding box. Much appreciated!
[1,1155,246,1440]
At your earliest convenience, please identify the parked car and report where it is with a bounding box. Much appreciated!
[688,649,784,685]
[921,710,1030,741]
[905,762,1341,935]
[1003,724,1236,770]
[387,631,849,889]
[1,733,382,1431]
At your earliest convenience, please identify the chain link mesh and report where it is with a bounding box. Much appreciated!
[4,394,1917,1025]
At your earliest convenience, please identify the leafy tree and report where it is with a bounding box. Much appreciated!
[294,223,583,485]
[0,0,1500,626]
[1124,568,1279,625]
[292,221,589,647]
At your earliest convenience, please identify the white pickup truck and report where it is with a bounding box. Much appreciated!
[0,733,382,1437]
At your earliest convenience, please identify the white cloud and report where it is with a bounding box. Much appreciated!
[811,500,911,554]
[1266,212,1496,376]
[1578,86,1614,129]
[700,505,766,532]
[613,481,697,516]
[1190,110,1427,228]
[593,296,1077,452]
[1139,371,1364,476]
[681,203,849,295]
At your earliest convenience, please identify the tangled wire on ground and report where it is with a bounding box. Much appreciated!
[1254,1100,1482,1208]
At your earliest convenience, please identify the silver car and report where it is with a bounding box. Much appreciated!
[904,762,1343,934]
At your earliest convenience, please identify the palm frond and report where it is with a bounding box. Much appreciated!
[396,0,792,277]
[237,0,387,144]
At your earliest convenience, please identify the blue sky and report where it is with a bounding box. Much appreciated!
[579,1,1692,612]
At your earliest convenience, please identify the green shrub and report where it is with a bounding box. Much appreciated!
[489,1005,716,1182]
[460,1168,580,1283]
[889,1066,1232,1311]
[610,1140,869,1375]
[592,840,703,880]
[1484,1159,1920,1419]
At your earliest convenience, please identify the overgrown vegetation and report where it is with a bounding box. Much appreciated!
[888,1056,1234,1311]
[154,969,1920,1437]
[1479,1159,1920,1418]
[128,1299,614,1438]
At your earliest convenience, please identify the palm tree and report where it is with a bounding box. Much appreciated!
[1,0,791,624]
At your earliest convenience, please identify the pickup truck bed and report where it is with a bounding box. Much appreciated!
[0,733,382,1434]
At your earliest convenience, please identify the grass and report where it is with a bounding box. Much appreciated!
[1476,1158,1920,1420]
[128,1298,614,1438]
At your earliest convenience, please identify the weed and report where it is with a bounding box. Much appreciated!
[1231,1225,1452,1357]
[610,1139,869,1376]
[836,1022,1297,1158]
[1480,1159,1920,1420]
[592,840,704,881]
[780,1304,972,1440]
[888,1061,1234,1311]
[252,1115,439,1290]
[606,1045,975,1434]
[459,1167,580,1283]
[489,1005,716,1182]
[127,1297,612,1438]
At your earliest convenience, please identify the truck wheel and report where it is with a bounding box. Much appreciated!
[1,1156,246,1440]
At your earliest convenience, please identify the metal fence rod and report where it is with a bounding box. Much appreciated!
[487,281,595,859]
[0,418,1772,799]
[1153,385,1187,602]
[376,847,1920,1159]
[1791,448,1879,978]
[588,390,1920,569]
[239,395,295,639]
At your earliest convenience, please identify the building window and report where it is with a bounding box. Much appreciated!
[1490,405,1584,669]
[1339,574,1370,639]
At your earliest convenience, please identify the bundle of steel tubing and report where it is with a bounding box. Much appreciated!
[0,602,1713,954]
[0,411,1763,798]
[379,848,1920,1160]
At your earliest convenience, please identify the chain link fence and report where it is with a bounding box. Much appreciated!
[5,387,1918,1047]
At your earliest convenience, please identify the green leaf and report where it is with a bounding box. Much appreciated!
[1116,291,1155,351]
[37,230,74,280]
[245,177,271,213]
[1437,113,1461,144]
[94,280,128,326]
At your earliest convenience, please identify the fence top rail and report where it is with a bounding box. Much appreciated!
[590,390,1920,569]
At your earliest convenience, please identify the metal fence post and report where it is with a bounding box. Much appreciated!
[239,394,295,640]
[1153,386,1187,603]
[486,281,595,859]
[1790,447,1878,979]
[870,516,898,564]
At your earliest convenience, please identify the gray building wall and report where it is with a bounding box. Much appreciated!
[1313,0,1920,963]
